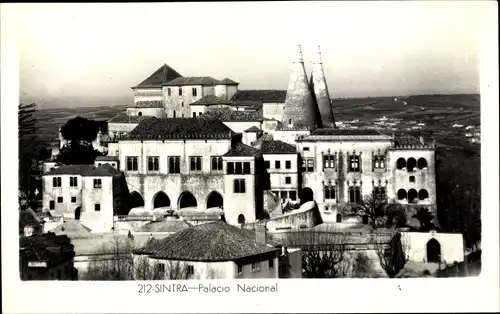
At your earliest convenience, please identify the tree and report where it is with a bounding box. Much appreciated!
[279,226,351,278]
[19,103,39,200]
[56,117,104,165]
[351,195,398,229]
[412,207,435,231]
[375,231,411,278]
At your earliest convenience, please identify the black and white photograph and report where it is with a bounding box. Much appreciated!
[2,1,498,313]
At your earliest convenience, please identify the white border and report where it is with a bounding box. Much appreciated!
[2,2,499,313]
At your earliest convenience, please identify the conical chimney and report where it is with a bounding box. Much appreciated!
[310,45,336,128]
[281,45,318,130]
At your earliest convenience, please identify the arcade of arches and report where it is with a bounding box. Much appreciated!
[153,192,171,208]
[178,191,197,209]
[396,157,428,171]
[207,191,223,209]
[397,188,429,202]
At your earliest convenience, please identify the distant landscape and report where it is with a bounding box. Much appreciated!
[31,93,480,154]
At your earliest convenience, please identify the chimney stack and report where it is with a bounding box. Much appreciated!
[255,225,267,245]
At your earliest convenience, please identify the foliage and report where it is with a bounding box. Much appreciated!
[19,103,39,199]
[60,116,101,142]
[375,231,410,278]
[56,140,103,165]
[351,195,400,229]
[283,227,351,278]
[351,252,375,278]
[412,207,435,231]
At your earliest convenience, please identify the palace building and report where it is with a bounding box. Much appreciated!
[45,45,437,230]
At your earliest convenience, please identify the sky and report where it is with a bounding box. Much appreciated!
[14,1,488,109]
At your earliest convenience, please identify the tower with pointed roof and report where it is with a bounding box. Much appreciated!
[310,45,336,128]
[281,45,319,130]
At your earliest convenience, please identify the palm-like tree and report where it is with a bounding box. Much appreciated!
[351,195,403,229]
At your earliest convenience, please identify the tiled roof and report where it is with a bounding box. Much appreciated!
[231,90,287,103]
[88,163,119,177]
[44,165,95,176]
[127,118,233,140]
[108,114,151,124]
[132,64,183,88]
[394,135,424,147]
[201,108,263,122]
[19,210,42,233]
[260,140,297,154]
[44,164,119,177]
[49,220,92,236]
[244,126,261,133]
[190,95,232,106]
[19,233,75,265]
[137,220,192,233]
[218,78,239,85]
[130,101,164,108]
[223,142,259,157]
[133,221,279,261]
[95,156,119,161]
[312,128,383,136]
[164,77,221,86]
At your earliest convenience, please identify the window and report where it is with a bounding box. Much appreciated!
[324,186,336,199]
[71,197,77,203]
[280,191,288,200]
[49,201,55,209]
[157,263,165,273]
[348,187,361,203]
[265,160,270,169]
[167,88,171,96]
[237,264,243,274]
[227,162,234,174]
[187,265,194,276]
[349,155,360,172]
[190,156,202,171]
[301,158,314,172]
[418,158,428,169]
[303,147,310,151]
[288,119,292,125]
[251,261,259,271]
[373,187,386,201]
[53,177,62,188]
[234,179,246,193]
[181,102,184,107]
[126,157,138,171]
[211,156,223,171]
[94,204,100,211]
[173,110,176,118]
[285,176,291,184]
[243,162,251,174]
[178,87,182,96]
[98,163,102,166]
[409,176,416,183]
[199,112,202,116]
[192,88,197,96]
[93,179,102,189]
[285,160,291,169]
[275,160,281,169]
[289,191,297,201]
[57,197,63,203]
[147,157,159,171]
[374,156,386,169]
[269,258,274,268]
[168,157,180,173]
[69,176,78,187]
[193,112,197,118]
[138,112,143,116]
[235,162,242,174]
[323,154,335,168]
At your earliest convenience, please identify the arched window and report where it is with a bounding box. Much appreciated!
[355,188,361,203]
[324,186,335,200]
[349,187,355,203]
[426,238,441,263]
[138,111,143,116]
[397,189,407,200]
[407,158,417,172]
[178,191,197,209]
[396,158,406,170]
[153,192,171,208]
[336,214,342,223]
[408,189,418,203]
[238,214,246,224]
[173,110,176,118]
[418,158,428,169]
[418,189,429,200]
[349,187,361,203]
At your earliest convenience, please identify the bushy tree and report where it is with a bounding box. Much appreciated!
[375,231,410,278]
[412,207,435,231]
[351,195,400,229]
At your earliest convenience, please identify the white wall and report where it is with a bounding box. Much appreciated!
[42,175,83,218]
[126,108,164,118]
[242,132,258,146]
[273,130,311,145]
[262,102,285,121]
[286,248,302,278]
[163,85,206,118]
[81,176,114,233]
[402,232,464,265]
[263,153,299,203]
[133,88,163,103]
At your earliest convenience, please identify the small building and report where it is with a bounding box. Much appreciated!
[19,232,77,280]
[132,221,282,279]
